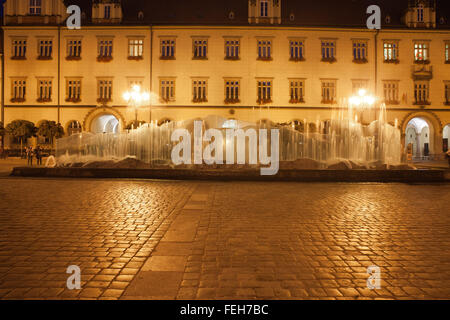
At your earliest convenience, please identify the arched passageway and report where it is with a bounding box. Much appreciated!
[91,114,120,134]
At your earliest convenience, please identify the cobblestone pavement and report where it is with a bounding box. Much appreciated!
[0,178,449,300]
[178,182,450,300]
[0,178,195,299]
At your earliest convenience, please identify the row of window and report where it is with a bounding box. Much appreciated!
[11,37,450,63]
[10,78,450,106]
[12,38,145,60]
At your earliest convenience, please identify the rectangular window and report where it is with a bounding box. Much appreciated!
[160,79,176,102]
[128,39,144,59]
[104,5,111,19]
[414,42,429,62]
[193,39,208,59]
[128,79,144,90]
[225,79,240,103]
[260,0,269,17]
[383,81,399,104]
[384,41,399,62]
[417,7,424,22]
[67,39,82,59]
[98,79,113,102]
[257,40,272,60]
[11,79,26,102]
[37,79,52,102]
[414,81,430,105]
[444,82,450,105]
[257,79,273,103]
[352,40,368,62]
[289,39,305,61]
[29,0,42,15]
[160,38,176,59]
[192,79,208,102]
[289,79,305,103]
[321,40,336,61]
[321,80,336,104]
[38,39,53,59]
[98,39,113,60]
[352,80,369,95]
[445,42,449,63]
[12,39,27,59]
[66,79,82,102]
[225,39,240,60]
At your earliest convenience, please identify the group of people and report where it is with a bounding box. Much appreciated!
[26,146,43,166]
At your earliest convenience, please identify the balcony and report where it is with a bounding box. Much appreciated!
[412,65,433,81]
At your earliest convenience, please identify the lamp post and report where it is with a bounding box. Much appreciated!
[123,85,150,126]
[349,89,376,124]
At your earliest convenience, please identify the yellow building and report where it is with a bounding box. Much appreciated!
[1,0,450,158]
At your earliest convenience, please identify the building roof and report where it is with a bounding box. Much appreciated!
[67,0,450,29]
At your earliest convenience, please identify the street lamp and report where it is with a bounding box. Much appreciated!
[349,89,376,107]
[123,85,150,125]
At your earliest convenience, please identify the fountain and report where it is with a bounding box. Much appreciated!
[55,95,408,172]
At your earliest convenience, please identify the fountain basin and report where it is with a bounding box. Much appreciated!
[11,163,448,183]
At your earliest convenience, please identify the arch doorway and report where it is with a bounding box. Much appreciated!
[91,114,120,134]
[405,117,431,159]
[443,124,450,152]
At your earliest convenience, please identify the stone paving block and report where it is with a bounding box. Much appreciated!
[152,242,193,256]
[141,256,188,272]
[123,271,183,299]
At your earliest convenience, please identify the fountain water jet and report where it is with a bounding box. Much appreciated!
[56,100,404,170]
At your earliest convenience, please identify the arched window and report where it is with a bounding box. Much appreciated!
[138,11,144,21]
[68,121,82,136]
[417,4,424,22]
[260,0,269,18]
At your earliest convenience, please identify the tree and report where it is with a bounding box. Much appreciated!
[37,120,65,145]
[6,120,37,155]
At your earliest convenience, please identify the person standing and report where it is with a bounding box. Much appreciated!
[27,146,33,166]
[35,146,42,166]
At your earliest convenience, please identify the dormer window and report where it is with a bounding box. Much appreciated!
[249,0,281,25]
[105,5,111,19]
[29,0,42,15]
[417,4,424,22]
[404,0,436,28]
[260,0,269,17]
[92,1,123,24]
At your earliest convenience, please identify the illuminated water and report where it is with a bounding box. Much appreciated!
[56,101,403,168]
